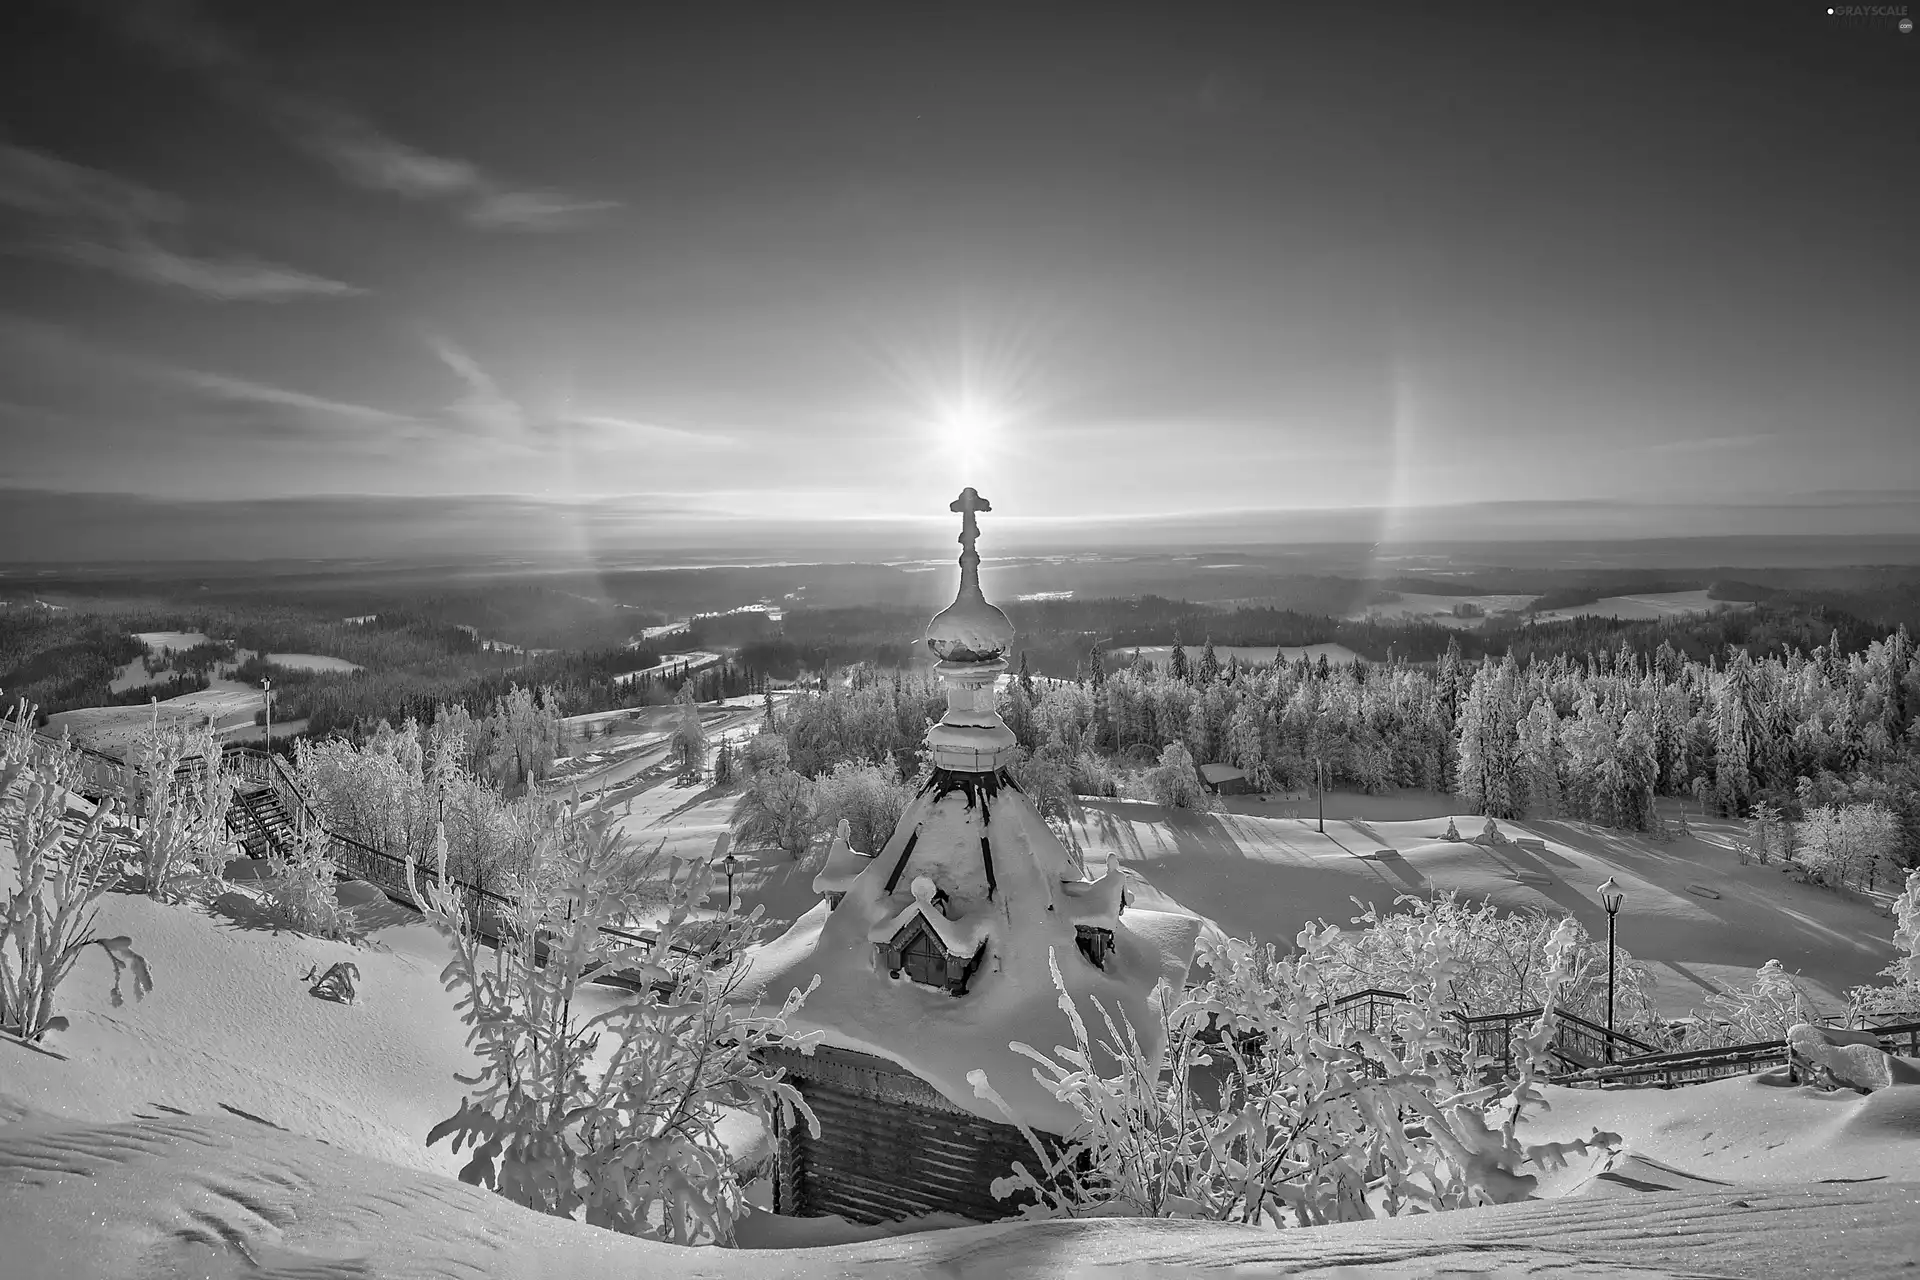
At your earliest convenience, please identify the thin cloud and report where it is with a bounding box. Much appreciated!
[180,370,421,434]
[427,335,526,437]
[111,3,617,233]
[0,142,362,301]
[1646,431,1783,454]
[562,415,743,450]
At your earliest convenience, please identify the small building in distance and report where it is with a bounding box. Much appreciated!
[1198,762,1252,795]
[738,488,1212,1226]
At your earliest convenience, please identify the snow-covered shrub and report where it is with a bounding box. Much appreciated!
[0,717,152,1041]
[975,916,1616,1225]
[411,812,816,1246]
[808,759,911,856]
[263,828,357,940]
[1796,802,1902,892]
[731,765,818,860]
[1067,748,1120,799]
[1690,960,1819,1046]
[1320,893,1660,1037]
[1844,868,1920,1023]
[128,713,233,901]
[1007,746,1073,825]
[1144,741,1212,810]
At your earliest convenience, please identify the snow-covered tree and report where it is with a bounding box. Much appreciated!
[410,815,816,1245]
[809,760,910,856]
[0,713,152,1042]
[1145,741,1210,810]
[975,918,1616,1225]
[1454,658,1526,820]
[1798,802,1902,891]
[669,687,708,783]
[731,766,818,860]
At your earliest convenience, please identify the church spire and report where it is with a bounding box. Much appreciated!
[924,488,1017,772]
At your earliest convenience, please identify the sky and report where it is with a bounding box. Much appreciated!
[1,0,1916,558]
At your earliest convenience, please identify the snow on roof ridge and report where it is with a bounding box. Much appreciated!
[811,818,871,895]
[867,874,996,956]
[1056,865,1128,928]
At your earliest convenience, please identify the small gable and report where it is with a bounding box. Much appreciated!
[879,911,985,996]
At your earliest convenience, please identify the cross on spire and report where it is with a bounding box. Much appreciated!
[951,487,991,563]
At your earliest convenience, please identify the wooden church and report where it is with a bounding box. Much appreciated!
[740,488,1209,1225]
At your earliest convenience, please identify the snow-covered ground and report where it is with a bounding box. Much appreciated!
[133,630,210,653]
[1069,797,1897,1017]
[4,796,1919,1276]
[1529,590,1745,623]
[262,652,362,673]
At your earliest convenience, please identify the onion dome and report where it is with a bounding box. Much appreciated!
[925,487,1015,663]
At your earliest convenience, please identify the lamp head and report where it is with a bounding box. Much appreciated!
[1598,876,1625,915]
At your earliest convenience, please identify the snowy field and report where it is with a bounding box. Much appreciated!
[1528,589,1742,623]
[42,683,267,756]
[106,656,169,694]
[1351,593,1538,625]
[1113,642,1362,666]
[263,652,362,672]
[133,630,210,653]
[1066,797,1896,1017]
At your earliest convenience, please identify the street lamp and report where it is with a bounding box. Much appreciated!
[1598,876,1626,1062]
[261,677,273,754]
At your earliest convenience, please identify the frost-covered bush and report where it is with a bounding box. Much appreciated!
[974,915,1616,1225]
[808,760,911,856]
[1144,741,1212,810]
[297,716,547,899]
[0,710,152,1041]
[411,813,816,1245]
[128,713,233,902]
[263,828,357,940]
[1321,893,1661,1037]
[1006,746,1073,823]
[1067,748,1120,799]
[1796,802,1902,892]
[1845,868,1920,1023]
[1690,959,1819,1046]
[731,766,818,860]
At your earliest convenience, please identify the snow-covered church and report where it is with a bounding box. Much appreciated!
[741,488,1212,1224]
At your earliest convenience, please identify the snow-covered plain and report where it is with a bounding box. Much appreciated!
[1068,799,1898,1016]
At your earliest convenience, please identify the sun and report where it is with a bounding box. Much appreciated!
[939,397,999,475]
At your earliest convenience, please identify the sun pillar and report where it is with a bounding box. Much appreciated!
[924,487,1018,773]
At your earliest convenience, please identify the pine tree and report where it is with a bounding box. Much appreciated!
[1170,644,1190,683]
[1197,638,1221,686]
[1019,652,1036,698]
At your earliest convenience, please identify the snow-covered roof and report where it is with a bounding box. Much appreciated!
[1055,865,1129,929]
[738,770,1209,1137]
[810,819,870,896]
[1199,763,1245,784]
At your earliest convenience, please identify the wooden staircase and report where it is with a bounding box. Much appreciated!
[229,785,296,858]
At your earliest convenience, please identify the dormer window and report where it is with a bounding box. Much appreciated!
[898,925,949,987]
[879,913,984,996]
[1075,925,1114,969]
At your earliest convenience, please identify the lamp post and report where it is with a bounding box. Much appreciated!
[1317,758,1327,834]
[261,677,273,754]
[1598,877,1625,1062]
